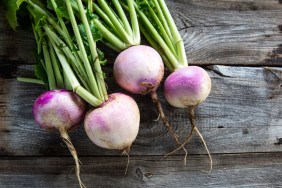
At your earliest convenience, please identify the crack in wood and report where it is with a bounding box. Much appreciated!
[206,66,234,78]
[263,67,282,82]
[178,24,248,31]
[278,25,282,33]
[274,137,282,145]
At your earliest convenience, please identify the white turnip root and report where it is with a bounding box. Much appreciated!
[164,66,212,170]
[113,45,187,158]
[131,0,212,169]
[33,89,87,187]
[84,92,140,173]
[114,45,164,94]
[84,93,140,152]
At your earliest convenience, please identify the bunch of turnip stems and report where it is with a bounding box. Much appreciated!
[4,0,212,187]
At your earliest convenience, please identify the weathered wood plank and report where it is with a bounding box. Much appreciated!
[168,0,282,66]
[0,1,281,187]
[1,1,282,66]
[171,0,282,11]
[0,153,281,188]
[0,11,36,64]
[0,65,281,156]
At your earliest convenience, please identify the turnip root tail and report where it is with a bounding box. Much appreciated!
[59,128,85,188]
[151,91,188,164]
[165,107,212,171]
[122,146,131,175]
[187,107,213,172]
[194,126,213,172]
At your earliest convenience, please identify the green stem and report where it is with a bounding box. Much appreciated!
[103,41,123,52]
[27,1,71,47]
[50,0,72,46]
[50,0,89,83]
[113,0,133,37]
[93,19,129,51]
[140,24,173,72]
[48,39,64,88]
[135,3,179,70]
[93,3,115,31]
[158,0,188,67]
[153,0,173,42]
[88,0,93,12]
[43,25,89,90]
[17,77,45,85]
[50,39,102,107]
[63,71,72,90]
[28,7,42,54]
[42,37,56,90]
[31,23,39,52]
[144,0,177,57]
[127,0,140,44]
[97,0,133,44]
[82,0,108,101]
[75,0,108,101]
[66,0,101,100]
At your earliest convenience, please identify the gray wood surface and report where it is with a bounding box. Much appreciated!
[0,153,282,188]
[0,0,282,188]
[0,65,282,156]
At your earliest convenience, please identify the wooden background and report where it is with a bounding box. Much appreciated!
[1,0,282,187]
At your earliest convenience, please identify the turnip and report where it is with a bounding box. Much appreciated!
[114,45,187,158]
[84,93,140,152]
[164,66,211,108]
[33,89,87,187]
[84,93,140,174]
[134,0,213,169]
[164,66,212,169]
[114,45,163,94]
[5,0,94,186]
[89,1,187,158]
[66,0,141,175]
[6,0,141,186]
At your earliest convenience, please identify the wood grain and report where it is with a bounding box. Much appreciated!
[0,65,281,156]
[1,1,282,187]
[1,1,282,66]
[0,153,281,188]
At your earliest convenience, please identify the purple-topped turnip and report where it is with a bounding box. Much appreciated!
[164,66,211,108]
[6,0,141,186]
[164,66,212,168]
[134,1,213,169]
[33,89,87,187]
[88,2,188,158]
[84,93,140,151]
[84,92,140,174]
[113,45,187,157]
[114,45,164,94]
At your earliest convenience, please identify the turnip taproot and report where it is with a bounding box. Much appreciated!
[87,1,188,158]
[134,0,213,169]
[113,45,187,158]
[33,89,87,187]
[63,0,141,174]
[6,0,141,186]
[164,66,212,169]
